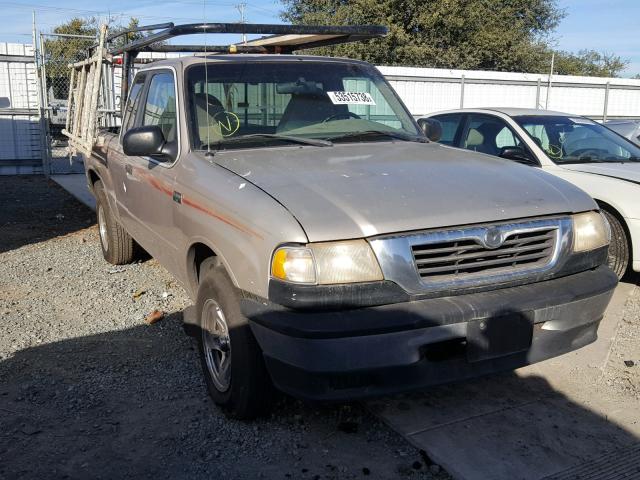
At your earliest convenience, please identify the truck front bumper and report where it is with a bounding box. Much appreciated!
[243,266,617,401]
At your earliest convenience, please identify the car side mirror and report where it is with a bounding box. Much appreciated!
[122,125,176,162]
[0,97,10,108]
[499,146,536,165]
[417,118,443,142]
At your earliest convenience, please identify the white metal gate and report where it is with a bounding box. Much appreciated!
[0,43,44,175]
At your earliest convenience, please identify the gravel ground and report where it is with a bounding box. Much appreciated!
[598,281,640,401]
[0,176,450,480]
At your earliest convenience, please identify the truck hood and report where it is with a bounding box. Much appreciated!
[560,162,640,183]
[213,142,596,242]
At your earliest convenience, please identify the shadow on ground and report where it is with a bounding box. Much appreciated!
[0,314,437,480]
[2,312,638,479]
[0,176,95,253]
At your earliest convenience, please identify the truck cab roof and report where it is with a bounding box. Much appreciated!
[138,54,373,71]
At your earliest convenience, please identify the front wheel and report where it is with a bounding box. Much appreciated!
[196,258,273,419]
[602,209,629,279]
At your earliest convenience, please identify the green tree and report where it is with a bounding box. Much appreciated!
[553,49,628,77]
[109,18,147,51]
[43,17,97,98]
[282,0,564,71]
[44,17,144,99]
[281,0,629,76]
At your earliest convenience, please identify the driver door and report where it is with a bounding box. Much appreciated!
[122,69,181,270]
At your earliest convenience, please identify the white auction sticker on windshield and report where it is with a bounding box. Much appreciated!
[327,91,376,105]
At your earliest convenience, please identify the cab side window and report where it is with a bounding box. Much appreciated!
[431,114,464,146]
[142,72,177,143]
[121,74,146,135]
[462,114,526,157]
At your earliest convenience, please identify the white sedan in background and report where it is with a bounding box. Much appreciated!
[420,108,640,278]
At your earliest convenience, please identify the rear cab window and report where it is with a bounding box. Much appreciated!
[120,74,146,140]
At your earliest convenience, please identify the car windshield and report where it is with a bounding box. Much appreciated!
[514,115,640,164]
[186,61,423,150]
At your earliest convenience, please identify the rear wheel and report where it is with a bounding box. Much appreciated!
[94,180,135,265]
[196,257,273,419]
[602,208,629,279]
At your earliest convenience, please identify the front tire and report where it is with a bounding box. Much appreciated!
[196,258,273,419]
[602,209,629,279]
[94,180,135,265]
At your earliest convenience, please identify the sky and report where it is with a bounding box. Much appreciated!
[1,0,638,77]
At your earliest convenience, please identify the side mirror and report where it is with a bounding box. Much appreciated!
[499,146,536,165]
[417,118,443,142]
[122,125,176,162]
[0,97,10,108]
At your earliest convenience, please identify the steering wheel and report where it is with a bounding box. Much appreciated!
[573,148,607,160]
[322,111,361,123]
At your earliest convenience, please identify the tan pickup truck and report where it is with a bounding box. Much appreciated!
[83,23,617,419]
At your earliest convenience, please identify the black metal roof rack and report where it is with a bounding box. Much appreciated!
[108,22,387,55]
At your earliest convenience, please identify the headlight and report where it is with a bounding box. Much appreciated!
[572,211,610,252]
[271,240,383,285]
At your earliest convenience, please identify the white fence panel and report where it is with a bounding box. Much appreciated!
[378,65,640,120]
[463,83,538,109]
[0,42,43,175]
[608,88,640,118]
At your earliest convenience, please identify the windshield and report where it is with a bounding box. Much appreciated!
[186,61,422,149]
[514,115,640,164]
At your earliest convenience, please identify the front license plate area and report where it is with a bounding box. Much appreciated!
[466,312,534,363]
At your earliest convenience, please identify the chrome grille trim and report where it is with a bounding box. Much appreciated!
[412,227,556,278]
[369,217,572,295]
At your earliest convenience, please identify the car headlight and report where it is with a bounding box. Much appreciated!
[572,211,610,252]
[271,240,384,285]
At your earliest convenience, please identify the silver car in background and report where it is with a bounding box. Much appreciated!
[606,120,640,146]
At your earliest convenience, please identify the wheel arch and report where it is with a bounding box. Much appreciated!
[87,168,101,189]
[186,240,239,297]
[595,199,633,265]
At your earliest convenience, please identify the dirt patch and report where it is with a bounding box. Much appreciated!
[599,284,640,401]
[0,175,94,254]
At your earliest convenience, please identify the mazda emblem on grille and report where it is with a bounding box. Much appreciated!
[483,227,504,249]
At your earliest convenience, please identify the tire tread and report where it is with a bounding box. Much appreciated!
[602,209,629,279]
[94,180,135,265]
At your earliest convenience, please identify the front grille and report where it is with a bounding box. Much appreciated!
[412,227,557,281]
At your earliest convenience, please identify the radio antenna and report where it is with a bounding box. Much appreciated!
[203,0,212,156]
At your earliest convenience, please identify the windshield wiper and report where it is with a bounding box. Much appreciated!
[559,155,640,164]
[326,130,427,143]
[558,157,610,164]
[210,134,332,149]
